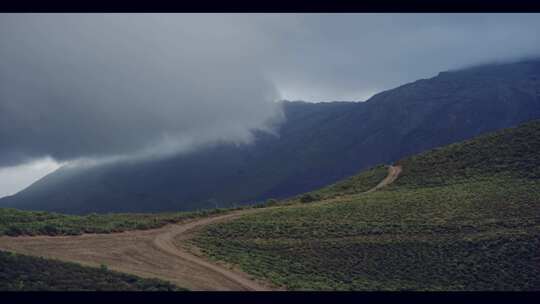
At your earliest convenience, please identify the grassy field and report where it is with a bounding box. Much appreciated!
[192,120,540,291]
[0,250,183,291]
[0,207,230,237]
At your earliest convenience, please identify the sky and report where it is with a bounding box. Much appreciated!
[1,13,540,197]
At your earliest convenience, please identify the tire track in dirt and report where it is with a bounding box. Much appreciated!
[0,210,270,291]
[151,210,273,291]
[0,164,401,291]
[365,165,402,193]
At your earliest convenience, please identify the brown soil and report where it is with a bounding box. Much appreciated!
[0,164,401,291]
[0,209,270,291]
[366,165,402,193]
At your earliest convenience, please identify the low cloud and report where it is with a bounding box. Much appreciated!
[0,14,284,167]
[2,13,540,169]
[0,157,61,197]
[260,14,540,101]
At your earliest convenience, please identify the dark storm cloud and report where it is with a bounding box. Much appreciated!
[1,13,540,168]
[0,14,284,167]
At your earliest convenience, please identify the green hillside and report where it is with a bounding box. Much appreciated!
[192,120,540,291]
[5,59,540,215]
[0,164,386,237]
[0,251,183,291]
[0,208,230,237]
[283,164,389,204]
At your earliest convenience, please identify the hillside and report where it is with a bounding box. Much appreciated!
[191,120,540,291]
[0,207,228,237]
[2,59,540,214]
[0,251,181,291]
[0,167,389,238]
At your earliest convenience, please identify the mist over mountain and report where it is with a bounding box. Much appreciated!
[2,59,540,213]
[0,14,284,168]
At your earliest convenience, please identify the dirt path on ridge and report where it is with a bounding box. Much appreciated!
[0,165,401,291]
[366,165,402,193]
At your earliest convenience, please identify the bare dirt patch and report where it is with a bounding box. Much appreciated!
[0,164,401,291]
[0,210,269,291]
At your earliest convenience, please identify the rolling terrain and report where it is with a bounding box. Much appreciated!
[0,207,228,237]
[2,59,540,214]
[191,120,540,291]
[0,163,394,290]
[0,119,539,291]
[0,210,270,291]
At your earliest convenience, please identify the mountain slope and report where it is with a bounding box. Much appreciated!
[0,166,396,291]
[193,119,540,291]
[3,59,540,214]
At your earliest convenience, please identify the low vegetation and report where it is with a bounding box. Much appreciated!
[0,250,183,291]
[0,164,386,237]
[0,208,231,237]
[281,165,388,204]
[193,120,540,291]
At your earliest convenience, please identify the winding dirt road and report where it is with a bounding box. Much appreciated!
[0,209,270,291]
[0,165,401,291]
[366,165,402,193]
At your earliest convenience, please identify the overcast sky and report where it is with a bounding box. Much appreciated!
[1,13,540,197]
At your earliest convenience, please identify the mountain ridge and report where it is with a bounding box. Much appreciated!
[192,119,540,290]
[2,59,540,214]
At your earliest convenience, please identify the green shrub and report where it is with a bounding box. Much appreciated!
[4,226,24,236]
[41,224,59,235]
[100,264,108,271]
[265,199,278,206]
[300,193,320,203]
[0,207,236,237]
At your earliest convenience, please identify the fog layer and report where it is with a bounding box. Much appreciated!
[1,13,540,170]
[0,14,284,167]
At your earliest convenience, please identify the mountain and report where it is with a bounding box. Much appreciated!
[2,59,540,214]
[193,119,540,290]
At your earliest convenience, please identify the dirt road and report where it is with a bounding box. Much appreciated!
[0,209,271,291]
[366,165,402,193]
[0,165,401,291]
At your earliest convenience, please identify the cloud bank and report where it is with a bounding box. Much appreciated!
[257,14,540,101]
[1,13,540,170]
[0,157,61,197]
[0,14,284,168]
